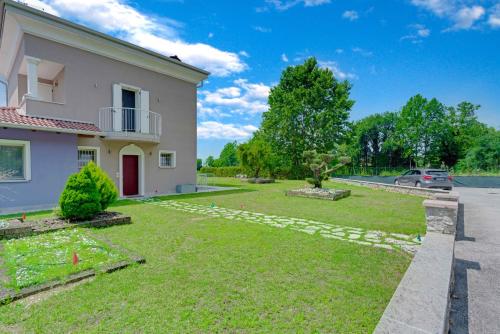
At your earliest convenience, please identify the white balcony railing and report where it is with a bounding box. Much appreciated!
[99,107,161,138]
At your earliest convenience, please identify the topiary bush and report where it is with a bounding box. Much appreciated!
[59,167,102,220]
[84,162,118,210]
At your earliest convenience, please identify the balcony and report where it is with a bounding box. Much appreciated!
[99,107,161,143]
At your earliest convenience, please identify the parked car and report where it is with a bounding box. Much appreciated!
[394,169,453,190]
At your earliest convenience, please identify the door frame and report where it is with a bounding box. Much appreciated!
[119,144,145,197]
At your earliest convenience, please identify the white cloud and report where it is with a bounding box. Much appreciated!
[335,48,344,54]
[318,60,357,80]
[239,51,250,57]
[253,26,272,33]
[401,24,431,43]
[208,32,214,38]
[449,6,485,31]
[264,0,330,11]
[281,53,289,62]
[342,10,359,21]
[199,79,271,116]
[198,121,258,140]
[489,4,500,28]
[410,0,487,31]
[22,0,247,76]
[352,47,373,57]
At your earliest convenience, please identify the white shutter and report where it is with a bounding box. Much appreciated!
[140,90,150,134]
[112,84,122,131]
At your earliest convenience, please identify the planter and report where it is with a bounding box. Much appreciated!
[0,212,131,239]
[246,178,275,184]
[286,188,351,201]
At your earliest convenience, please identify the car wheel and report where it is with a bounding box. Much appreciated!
[415,181,421,188]
[394,179,400,186]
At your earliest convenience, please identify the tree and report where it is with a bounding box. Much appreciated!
[205,156,215,167]
[395,95,448,167]
[303,150,350,188]
[237,136,272,178]
[456,130,500,172]
[261,57,354,178]
[196,158,203,170]
[215,141,239,167]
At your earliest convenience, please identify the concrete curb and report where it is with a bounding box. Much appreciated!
[330,178,449,198]
[374,193,458,334]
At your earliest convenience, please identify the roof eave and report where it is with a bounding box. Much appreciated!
[0,121,101,136]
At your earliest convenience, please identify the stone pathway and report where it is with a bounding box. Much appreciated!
[143,199,421,253]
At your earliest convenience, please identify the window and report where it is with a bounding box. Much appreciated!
[159,150,176,168]
[77,146,100,169]
[0,139,31,182]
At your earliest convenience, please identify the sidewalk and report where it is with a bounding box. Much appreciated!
[450,188,500,333]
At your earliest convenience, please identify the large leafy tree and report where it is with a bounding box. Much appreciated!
[214,141,239,167]
[456,129,500,171]
[261,57,354,178]
[237,136,272,178]
[396,95,448,167]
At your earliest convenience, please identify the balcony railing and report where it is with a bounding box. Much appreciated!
[99,107,161,139]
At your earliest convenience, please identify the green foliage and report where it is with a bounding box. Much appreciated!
[59,167,101,220]
[199,166,243,177]
[261,57,354,179]
[303,150,350,188]
[455,130,500,172]
[196,158,203,171]
[84,162,118,211]
[214,141,239,167]
[205,156,215,167]
[237,136,272,178]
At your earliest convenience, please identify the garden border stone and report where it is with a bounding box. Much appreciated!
[331,177,449,198]
[286,189,351,201]
[0,213,131,240]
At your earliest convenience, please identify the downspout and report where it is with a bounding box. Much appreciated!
[0,77,6,107]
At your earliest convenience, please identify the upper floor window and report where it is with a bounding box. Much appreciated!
[159,150,176,168]
[0,139,31,182]
[78,146,100,170]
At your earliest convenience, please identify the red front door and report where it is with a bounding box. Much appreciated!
[123,155,139,196]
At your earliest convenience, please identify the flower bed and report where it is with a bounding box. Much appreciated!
[0,229,144,303]
[0,212,131,240]
[286,187,351,201]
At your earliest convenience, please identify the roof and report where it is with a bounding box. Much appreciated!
[0,0,209,82]
[0,107,101,135]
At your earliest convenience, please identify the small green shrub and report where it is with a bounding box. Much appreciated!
[59,168,101,220]
[84,162,118,210]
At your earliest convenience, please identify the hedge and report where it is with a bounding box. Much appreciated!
[199,166,243,177]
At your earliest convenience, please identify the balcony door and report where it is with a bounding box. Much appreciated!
[122,89,136,132]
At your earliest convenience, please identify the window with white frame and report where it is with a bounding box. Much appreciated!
[159,150,176,168]
[77,146,100,170]
[0,139,31,182]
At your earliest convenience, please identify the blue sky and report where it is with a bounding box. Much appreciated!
[2,0,500,159]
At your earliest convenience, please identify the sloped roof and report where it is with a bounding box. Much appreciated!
[0,107,101,134]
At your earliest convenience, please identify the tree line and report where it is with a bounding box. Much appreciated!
[200,58,499,178]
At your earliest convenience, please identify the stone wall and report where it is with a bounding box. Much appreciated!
[374,192,458,334]
[331,177,449,198]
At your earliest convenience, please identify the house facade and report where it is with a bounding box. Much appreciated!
[0,0,209,213]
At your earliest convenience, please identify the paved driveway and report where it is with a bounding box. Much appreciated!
[450,188,500,333]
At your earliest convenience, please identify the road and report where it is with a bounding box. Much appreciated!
[450,188,500,334]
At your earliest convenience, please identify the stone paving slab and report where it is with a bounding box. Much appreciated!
[143,199,421,253]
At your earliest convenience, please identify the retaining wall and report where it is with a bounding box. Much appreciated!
[374,192,459,334]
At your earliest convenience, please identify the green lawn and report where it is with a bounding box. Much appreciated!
[0,178,425,333]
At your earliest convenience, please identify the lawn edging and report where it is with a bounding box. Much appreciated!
[374,192,459,334]
[330,177,449,198]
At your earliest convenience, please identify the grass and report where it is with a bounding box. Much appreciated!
[0,178,425,333]
[1,229,129,290]
[193,178,426,235]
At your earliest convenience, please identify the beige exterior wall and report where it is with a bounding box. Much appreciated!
[7,34,198,196]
